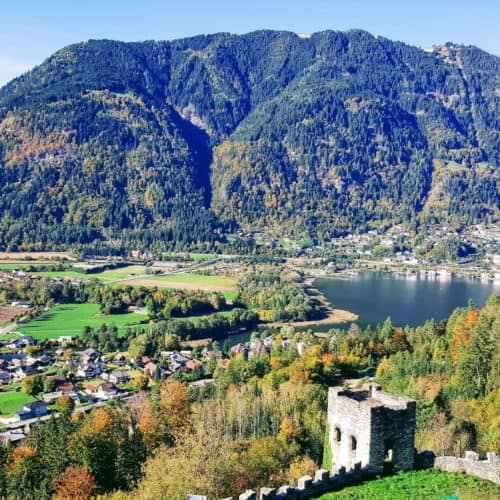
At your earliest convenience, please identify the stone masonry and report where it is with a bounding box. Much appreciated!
[327,383,416,473]
[434,451,500,484]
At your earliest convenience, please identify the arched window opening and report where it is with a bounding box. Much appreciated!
[351,436,357,451]
[384,438,394,473]
[335,427,341,442]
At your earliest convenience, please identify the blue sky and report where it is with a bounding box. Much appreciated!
[1,0,499,86]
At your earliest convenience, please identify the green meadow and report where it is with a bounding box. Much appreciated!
[16,303,145,339]
[0,263,37,270]
[318,469,500,499]
[37,264,148,281]
[149,273,235,288]
[0,391,37,416]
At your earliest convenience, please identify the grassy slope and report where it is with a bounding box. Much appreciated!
[0,392,37,416]
[318,470,500,500]
[143,273,235,287]
[37,265,147,281]
[16,304,145,339]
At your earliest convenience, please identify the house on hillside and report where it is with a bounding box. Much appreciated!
[81,348,102,364]
[20,335,35,346]
[10,301,30,308]
[96,382,117,400]
[186,359,203,371]
[114,353,127,366]
[36,354,52,366]
[108,369,129,385]
[151,261,179,272]
[77,363,102,379]
[0,370,10,384]
[84,384,98,395]
[57,336,73,345]
[144,361,158,378]
[15,401,48,420]
[231,343,249,359]
[42,390,79,405]
[0,429,26,446]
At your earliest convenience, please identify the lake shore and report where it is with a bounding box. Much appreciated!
[261,277,358,329]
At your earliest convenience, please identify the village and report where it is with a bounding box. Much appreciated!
[0,319,311,446]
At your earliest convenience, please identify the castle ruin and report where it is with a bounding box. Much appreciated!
[327,383,416,474]
[203,385,498,499]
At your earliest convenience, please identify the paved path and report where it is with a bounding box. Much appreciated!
[0,323,18,336]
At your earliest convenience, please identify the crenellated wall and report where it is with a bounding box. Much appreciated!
[434,451,500,484]
[235,465,375,500]
[224,450,500,499]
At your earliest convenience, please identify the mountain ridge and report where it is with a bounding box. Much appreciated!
[0,30,498,250]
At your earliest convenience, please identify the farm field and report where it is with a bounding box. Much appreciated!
[0,391,37,416]
[318,469,500,499]
[119,273,236,292]
[0,252,75,261]
[16,304,145,339]
[36,264,148,281]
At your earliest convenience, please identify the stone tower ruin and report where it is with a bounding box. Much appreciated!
[327,383,416,474]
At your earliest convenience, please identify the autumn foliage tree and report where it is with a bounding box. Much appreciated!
[157,379,192,444]
[52,465,97,500]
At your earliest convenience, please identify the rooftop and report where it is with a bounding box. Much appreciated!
[329,384,414,410]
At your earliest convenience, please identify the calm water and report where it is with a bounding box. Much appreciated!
[315,271,499,327]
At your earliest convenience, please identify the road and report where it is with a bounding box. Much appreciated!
[0,322,18,336]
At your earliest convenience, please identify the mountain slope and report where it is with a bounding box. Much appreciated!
[0,30,498,249]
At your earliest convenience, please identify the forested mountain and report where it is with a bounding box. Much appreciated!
[0,30,498,249]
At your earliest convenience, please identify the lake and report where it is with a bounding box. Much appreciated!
[315,271,499,327]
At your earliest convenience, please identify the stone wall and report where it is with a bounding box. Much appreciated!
[434,451,500,484]
[227,451,499,499]
[233,466,375,500]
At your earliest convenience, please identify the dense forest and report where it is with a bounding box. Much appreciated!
[0,30,498,249]
[0,295,497,499]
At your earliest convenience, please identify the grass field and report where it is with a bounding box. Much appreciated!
[318,470,500,499]
[151,273,234,286]
[181,309,234,323]
[0,263,40,270]
[0,391,37,416]
[187,253,218,261]
[37,270,88,279]
[16,304,145,339]
[0,251,75,261]
[119,273,236,291]
[0,333,21,341]
[37,265,148,281]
